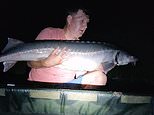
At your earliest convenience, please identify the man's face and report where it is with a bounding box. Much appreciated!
[68,10,89,40]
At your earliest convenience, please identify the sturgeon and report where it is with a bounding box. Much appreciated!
[0,38,137,73]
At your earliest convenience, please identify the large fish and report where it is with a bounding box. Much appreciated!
[0,38,137,73]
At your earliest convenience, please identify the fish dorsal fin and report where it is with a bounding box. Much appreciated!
[2,38,24,53]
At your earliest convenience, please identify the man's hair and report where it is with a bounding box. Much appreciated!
[66,8,88,16]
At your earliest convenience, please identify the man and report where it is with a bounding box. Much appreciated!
[27,9,107,86]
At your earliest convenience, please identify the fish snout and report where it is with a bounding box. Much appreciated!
[130,56,138,66]
[116,51,138,66]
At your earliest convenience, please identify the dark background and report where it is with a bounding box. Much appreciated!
[0,0,153,94]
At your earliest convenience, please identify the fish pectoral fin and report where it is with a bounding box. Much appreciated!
[102,62,116,74]
[3,61,17,72]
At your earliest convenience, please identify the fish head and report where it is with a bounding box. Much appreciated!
[116,51,138,66]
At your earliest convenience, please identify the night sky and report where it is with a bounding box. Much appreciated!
[0,1,153,93]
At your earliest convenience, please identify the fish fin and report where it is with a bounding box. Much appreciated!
[3,61,17,72]
[2,38,24,53]
[102,62,116,74]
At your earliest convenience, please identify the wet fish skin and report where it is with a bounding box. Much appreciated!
[0,38,137,72]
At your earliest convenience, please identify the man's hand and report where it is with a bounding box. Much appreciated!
[41,47,69,67]
[27,47,69,68]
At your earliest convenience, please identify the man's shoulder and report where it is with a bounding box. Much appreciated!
[36,27,65,40]
[42,27,62,32]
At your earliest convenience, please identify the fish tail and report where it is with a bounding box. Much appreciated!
[0,38,23,72]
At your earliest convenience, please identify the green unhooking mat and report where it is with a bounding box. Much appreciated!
[0,87,153,115]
